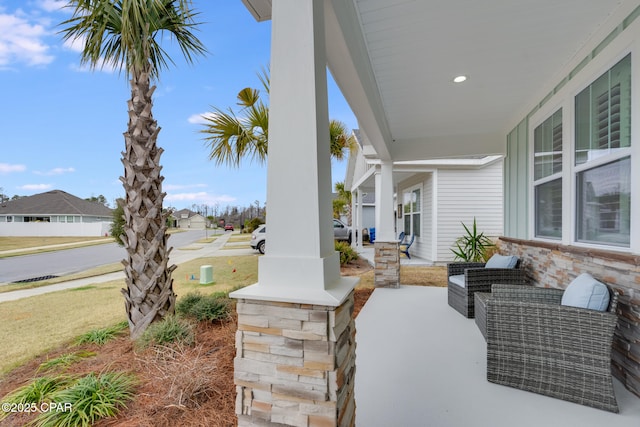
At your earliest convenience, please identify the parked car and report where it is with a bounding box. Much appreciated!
[333,219,352,243]
[251,220,352,255]
[250,224,266,254]
[224,224,234,231]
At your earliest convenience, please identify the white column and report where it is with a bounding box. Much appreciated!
[355,189,363,250]
[231,0,356,306]
[375,161,396,242]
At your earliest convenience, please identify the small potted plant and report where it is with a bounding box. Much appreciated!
[451,217,495,262]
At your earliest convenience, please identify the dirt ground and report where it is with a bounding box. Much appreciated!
[0,262,378,427]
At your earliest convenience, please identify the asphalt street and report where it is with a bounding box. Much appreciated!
[0,231,259,302]
[0,229,220,284]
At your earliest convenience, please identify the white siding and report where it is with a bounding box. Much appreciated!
[397,173,433,262]
[351,147,374,188]
[0,222,111,237]
[435,160,504,262]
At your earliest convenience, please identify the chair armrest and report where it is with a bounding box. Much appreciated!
[447,262,485,276]
[490,284,563,304]
[487,299,618,354]
[463,268,527,291]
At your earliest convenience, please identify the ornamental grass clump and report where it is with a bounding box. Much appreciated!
[176,292,232,323]
[0,375,74,421]
[74,321,128,346]
[38,351,96,373]
[32,371,136,427]
[136,316,195,349]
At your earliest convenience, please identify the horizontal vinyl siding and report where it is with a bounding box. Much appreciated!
[436,161,504,262]
[397,173,432,261]
[352,148,374,187]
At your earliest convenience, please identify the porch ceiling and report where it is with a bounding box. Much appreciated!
[243,0,633,160]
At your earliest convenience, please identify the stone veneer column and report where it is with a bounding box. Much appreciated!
[234,291,356,427]
[374,241,400,288]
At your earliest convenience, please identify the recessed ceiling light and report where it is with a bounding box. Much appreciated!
[453,75,467,83]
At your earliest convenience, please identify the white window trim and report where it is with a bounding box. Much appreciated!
[529,45,637,252]
[401,182,423,239]
[529,101,567,244]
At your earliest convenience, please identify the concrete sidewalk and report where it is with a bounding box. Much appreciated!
[0,232,256,303]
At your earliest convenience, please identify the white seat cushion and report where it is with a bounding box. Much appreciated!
[561,273,610,311]
[485,254,519,269]
[449,274,466,288]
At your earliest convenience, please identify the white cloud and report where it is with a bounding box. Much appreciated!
[0,163,26,174]
[188,112,217,125]
[62,36,84,53]
[165,192,236,205]
[62,36,117,73]
[19,183,52,191]
[164,183,207,191]
[0,13,54,67]
[34,167,75,176]
[39,0,67,13]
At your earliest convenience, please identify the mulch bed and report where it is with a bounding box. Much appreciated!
[0,285,374,427]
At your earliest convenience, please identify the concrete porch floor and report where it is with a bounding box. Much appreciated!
[354,286,640,426]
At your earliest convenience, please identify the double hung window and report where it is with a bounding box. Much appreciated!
[534,109,563,239]
[574,54,631,247]
[403,187,421,237]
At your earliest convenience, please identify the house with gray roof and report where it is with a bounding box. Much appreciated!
[172,208,206,230]
[0,190,113,237]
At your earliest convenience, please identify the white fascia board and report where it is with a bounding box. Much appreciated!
[241,0,272,22]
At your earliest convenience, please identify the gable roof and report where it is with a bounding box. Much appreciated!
[0,190,113,217]
[173,209,203,219]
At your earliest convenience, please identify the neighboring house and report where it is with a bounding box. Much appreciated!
[233,2,640,420]
[346,133,503,263]
[173,209,206,230]
[0,190,113,237]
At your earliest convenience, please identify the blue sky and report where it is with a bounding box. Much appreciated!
[0,0,357,211]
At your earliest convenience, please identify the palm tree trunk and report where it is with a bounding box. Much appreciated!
[120,69,176,339]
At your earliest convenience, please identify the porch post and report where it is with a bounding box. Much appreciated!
[356,189,363,250]
[374,161,400,287]
[231,1,357,426]
[352,189,361,250]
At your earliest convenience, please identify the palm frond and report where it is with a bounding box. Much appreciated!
[59,0,206,80]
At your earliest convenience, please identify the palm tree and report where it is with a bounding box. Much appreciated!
[333,181,352,222]
[60,0,206,339]
[201,70,355,166]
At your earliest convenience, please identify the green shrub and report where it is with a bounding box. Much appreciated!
[175,292,204,316]
[191,297,231,322]
[335,240,358,265]
[136,316,195,349]
[33,372,136,427]
[177,292,232,323]
[245,217,264,233]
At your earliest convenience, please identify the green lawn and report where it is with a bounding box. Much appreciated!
[0,255,259,375]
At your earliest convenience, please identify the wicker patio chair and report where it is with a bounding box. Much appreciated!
[486,283,620,413]
[447,258,527,318]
